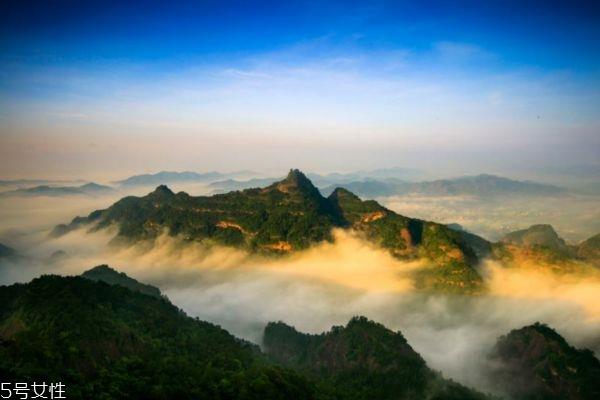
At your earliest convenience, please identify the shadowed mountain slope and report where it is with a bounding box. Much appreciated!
[263,317,489,400]
[488,323,600,400]
[576,233,600,266]
[0,271,494,399]
[0,274,319,399]
[81,264,162,298]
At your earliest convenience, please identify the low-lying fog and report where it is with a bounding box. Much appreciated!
[1,191,599,395]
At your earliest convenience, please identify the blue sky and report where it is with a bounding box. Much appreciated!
[0,0,599,179]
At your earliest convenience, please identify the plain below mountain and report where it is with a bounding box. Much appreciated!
[321,174,566,198]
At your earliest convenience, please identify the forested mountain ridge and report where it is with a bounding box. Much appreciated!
[0,273,490,399]
[263,317,489,400]
[0,274,319,399]
[52,169,492,293]
[488,323,600,399]
[81,264,163,298]
[50,170,599,293]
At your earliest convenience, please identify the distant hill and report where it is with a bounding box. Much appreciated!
[308,167,425,184]
[0,179,87,189]
[493,225,600,269]
[321,174,566,198]
[53,169,496,293]
[408,174,566,197]
[489,323,600,399]
[320,179,403,197]
[501,224,569,252]
[208,177,280,193]
[0,182,114,198]
[81,264,162,298]
[0,242,17,258]
[114,171,226,186]
[263,317,487,399]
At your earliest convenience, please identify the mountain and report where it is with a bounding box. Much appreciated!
[321,179,403,197]
[576,233,600,266]
[53,169,493,293]
[493,225,600,270]
[81,264,162,298]
[78,182,115,194]
[0,182,114,198]
[0,179,87,189]
[0,243,17,258]
[496,224,588,268]
[208,177,280,193]
[307,167,425,184]
[263,317,488,400]
[488,323,600,399]
[114,171,226,186]
[0,274,317,399]
[321,174,566,198]
[501,224,569,252]
[408,174,566,197]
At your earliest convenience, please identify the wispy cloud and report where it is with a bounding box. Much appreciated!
[1,38,599,177]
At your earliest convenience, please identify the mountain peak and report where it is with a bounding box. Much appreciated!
[151,185,174,196]
[274,169,319,195]
[328,187,361,202]
[490,323,600,399]
[501,224,567,251]
[284,168,310,184]
[81,264,162,298]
